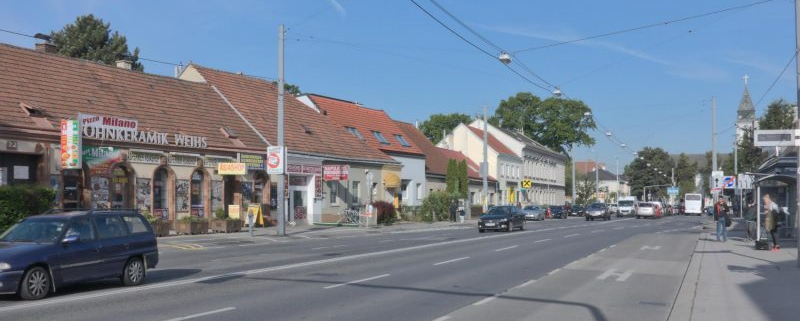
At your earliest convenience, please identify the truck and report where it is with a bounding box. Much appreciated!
[617,196,638,217]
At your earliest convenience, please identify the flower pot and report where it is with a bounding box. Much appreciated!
[151,220,173,237]
[211,219,242,233]
[176,220,209,235]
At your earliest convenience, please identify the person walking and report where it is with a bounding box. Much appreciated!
[714,196,729,242]
[763,194,780,251]
[449,200,458,223]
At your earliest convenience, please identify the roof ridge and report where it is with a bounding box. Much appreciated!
[190,63,280,88]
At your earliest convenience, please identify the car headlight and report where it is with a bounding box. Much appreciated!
[499,218,508,222]
[0,262,11,271]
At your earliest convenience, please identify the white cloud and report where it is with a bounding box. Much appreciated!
[326,0,347,17]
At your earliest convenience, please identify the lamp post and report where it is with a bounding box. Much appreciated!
[276,24,286,236]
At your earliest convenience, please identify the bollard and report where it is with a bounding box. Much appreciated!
[248,212,254,237]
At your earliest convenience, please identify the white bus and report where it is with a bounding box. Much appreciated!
[684,193,703,216]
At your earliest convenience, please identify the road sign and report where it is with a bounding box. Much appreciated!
[521,179,532,189]
[722,176,736,189]
[667,187,679,196]
[266,146,285,175]
[754,129,800,147]
[737,174,754,190]
[710,187,722,193]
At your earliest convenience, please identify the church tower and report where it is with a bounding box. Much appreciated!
[736,75,756,143]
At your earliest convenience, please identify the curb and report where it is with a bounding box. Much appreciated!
[667,232,704,321]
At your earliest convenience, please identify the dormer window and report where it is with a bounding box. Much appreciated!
[372,131,390,145]
[301,124,314,134]
[394,134,411,147]
[345,126,364,140]
[221,126,238,139]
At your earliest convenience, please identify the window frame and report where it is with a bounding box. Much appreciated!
[328,181,340,206]
[372,131,390,145]
[394,134,411,147]
[93,215,130,240]
[345,126,364,140]
[122,215,151,235]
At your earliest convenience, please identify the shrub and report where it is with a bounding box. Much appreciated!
[214,208,226,220]
[0,185,56,232]
[373,201,396,225]
[419,191,457,222]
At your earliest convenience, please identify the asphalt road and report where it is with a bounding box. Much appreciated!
[0,215,704,321]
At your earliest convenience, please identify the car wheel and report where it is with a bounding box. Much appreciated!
[507,222,513,232]
[585,217,589,221]
[19,266,50,300]
[479,229,485,233]
[122,257,145,286]
[520,220,526,230]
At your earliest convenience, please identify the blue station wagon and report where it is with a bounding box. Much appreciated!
[0,210,159,300]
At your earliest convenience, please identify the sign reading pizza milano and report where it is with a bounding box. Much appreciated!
[79,114,208,148]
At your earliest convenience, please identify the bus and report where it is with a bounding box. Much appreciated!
[684,193,703,216]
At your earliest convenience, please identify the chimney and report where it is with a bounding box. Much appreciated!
[35,42,58,54]
[115,60,132,70]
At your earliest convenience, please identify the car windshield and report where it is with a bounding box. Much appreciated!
[486,207,513,215]
[523,206,539,210]
[619,201,634,206]
[0,218,67,243]
[589,203,604,209]
[639,203,653,208]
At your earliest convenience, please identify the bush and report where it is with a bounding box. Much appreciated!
[373,201,396,225]
[419,191,457,222]
[214,208,226,220]
[0,185,56,232]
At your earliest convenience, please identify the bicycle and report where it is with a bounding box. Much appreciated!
[338,208,361,226]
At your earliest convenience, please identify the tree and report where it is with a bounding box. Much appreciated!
[419,113,473,143]
[564,158,573,198]
[575,174,597,206]
[758,99,795,130]
[272,82,302,95]
[674,153,699,196]
[458,160,468,199]
[445,159,468,199]
[736,127,766,173]
[50,14,143,71]
[623,147,674,200]
[490,92,595,154]
[445,159,457,194]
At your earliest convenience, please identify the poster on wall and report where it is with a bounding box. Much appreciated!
[175,179,190,212]
[136,178,151,213]
[211,180,223,214]
[83,146,123,176]
[60,119,81,169]
[241,182,253,207]
[90,176,110,209]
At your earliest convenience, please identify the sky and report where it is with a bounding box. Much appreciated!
[0,0,796,173]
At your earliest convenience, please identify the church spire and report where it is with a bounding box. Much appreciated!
[737,74,755,119]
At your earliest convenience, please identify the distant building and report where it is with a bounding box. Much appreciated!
[736,75,757,143]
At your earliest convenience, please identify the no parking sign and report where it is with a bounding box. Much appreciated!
[267,146,285,175]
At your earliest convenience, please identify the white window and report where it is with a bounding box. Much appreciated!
[328,181,339,206]
[416,183,423,200]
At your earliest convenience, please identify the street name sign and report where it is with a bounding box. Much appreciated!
[753,129,800,147]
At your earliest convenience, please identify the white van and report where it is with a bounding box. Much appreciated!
[684,193,703,216]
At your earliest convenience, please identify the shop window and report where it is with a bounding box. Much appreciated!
[328,181,339,205]
[111,165,132,209]
[351,181,360,206]
[253,172,267,204]
[153,168,169,218]
[416,183,423,200]
[191,170,204,217]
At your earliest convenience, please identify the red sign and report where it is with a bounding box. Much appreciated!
[323,165,349,181]
[267,146,284,174]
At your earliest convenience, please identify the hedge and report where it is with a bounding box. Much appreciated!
[0,185,56,232]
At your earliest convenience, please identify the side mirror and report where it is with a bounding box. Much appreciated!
[62,235,79,244]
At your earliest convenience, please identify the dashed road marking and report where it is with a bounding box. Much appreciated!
[591,230,604,233]
[564,233,580,238]
[161,307,236,321]
[534,238,552,243]
[640,245,661,251]
[597,268,634,282]
[324,274,391,289]
[495,245,518,252]
[433,257,470,266]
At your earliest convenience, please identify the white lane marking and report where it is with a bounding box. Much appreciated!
[548,268,561,275]
[161,307,236,321]
[379,239,394,243]
[534,238,552,243]
[613,226,625,230]
[312,245,346,251]
[590,230,604,233]
[609,244,616,248]
[432,316,452,321]
[472,294,499,306]
[324,274,391,289]
[640,245,661,251]
[597,269,634,282]
[514,279,538,289]
[495,245,518,252]
[564,233,580,238]
[598,248,607,253]
[433,257,471,266]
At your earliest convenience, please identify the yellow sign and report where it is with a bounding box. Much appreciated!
[218,162,247,175]
[508,188,516,204]
[228,204,241,220]
[247,204,265,226]
[521,180,532,189]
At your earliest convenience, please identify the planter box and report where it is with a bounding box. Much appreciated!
[151,220,173,237]
[211,219,242,233]
[175,220,209,235]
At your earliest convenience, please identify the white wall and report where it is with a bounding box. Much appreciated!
[391,154,426,206]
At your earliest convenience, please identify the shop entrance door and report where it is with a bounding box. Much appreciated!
[110,166,132,209]
[291,190,307,221]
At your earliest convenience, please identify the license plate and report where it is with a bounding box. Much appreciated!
[485,222,495,227]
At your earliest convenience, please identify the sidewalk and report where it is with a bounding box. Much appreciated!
[669,219,800,321]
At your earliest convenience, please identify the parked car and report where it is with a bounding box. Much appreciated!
[607,203,618,215]
[550,206,568,219]
[0,210,159,300]
[585,203,611,221]
[636,202,657,219]
[571,205,585,216]
[522,205,545,221]
[478,205,526,233]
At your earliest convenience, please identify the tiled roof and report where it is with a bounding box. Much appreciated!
[467,126,517,156]
[0,44,266,151]
[396,121,494,181]
[498,128,565,159]
[190,66,395,163]
[307,94,424,156]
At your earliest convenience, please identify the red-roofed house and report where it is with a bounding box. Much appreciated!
[438,124,523,206]
[396,121,497,214]
[179,65,399,224]
[298,94,427,208]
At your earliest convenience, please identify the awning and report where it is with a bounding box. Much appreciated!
[384,172,401,188]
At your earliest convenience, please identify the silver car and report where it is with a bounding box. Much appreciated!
[522,205,545,221]
[636,202,656,219]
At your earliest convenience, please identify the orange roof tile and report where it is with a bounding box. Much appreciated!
[190,66,395,163]
[307,94,424,157]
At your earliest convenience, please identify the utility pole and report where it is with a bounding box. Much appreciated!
[711,96,717,173]
[594,151,599,201]
[571,158,576,203]
[794,0,800,267]
[482,106,489,213]
[734,132,740,217]
[276,24,286,236]
[615,156,619,202]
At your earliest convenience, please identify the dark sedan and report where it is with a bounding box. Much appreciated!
[478,206,526,233]
[550,206,568,219]
[0,210,158,300]
[571,205,585,216]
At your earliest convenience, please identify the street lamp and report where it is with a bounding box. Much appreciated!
[498,52,512,65]
[553,87,562,98]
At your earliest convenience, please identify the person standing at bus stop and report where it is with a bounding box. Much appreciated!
[763,194,780,251]
[714,196,729,242]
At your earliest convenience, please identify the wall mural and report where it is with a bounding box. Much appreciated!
[211,180,223,213]
[136,178,151,213]
[175,179,190,212]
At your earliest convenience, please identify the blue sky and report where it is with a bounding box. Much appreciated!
[0,0,796,171]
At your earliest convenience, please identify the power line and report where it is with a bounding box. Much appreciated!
[754,50,797,108]
[513,0,778,53]
[0,28,34,38]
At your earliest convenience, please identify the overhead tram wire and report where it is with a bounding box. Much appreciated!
[513,0,779,53]
[754,50,797,108]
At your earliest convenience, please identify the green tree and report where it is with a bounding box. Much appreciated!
[272,82,302,95]
[490,92,595,154]
[50,14,143,71]
[736,127,765,173]
[575,174,597,206]
[419,113,473,143]
[458,160,468,198]
[674,153,699,196]
[564,158,573,198]
[446,159,457,195]
[758,99,795,130]
[624,147,674,199]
